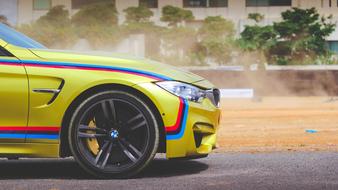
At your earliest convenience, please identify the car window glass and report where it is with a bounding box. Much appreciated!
[0,46,13,57]
[0,23,46,49]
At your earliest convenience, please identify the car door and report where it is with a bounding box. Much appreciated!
[0,41,28,143]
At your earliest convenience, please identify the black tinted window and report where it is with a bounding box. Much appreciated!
[139,0,158,8]
[209,0,228,7]
[0,47,13,57]
[183,0,207,7]
[246,0,291,6]
[71,0,114,9]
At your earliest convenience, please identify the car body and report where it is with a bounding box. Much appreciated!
[0,23,220,177]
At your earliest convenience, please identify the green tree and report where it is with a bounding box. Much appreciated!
[272,7,335,64]
[239,25,276,51]
[238,13,276,69]
[18,5,76,48]
[37,5,71,27]
[72,2,117,27]
[199,16,235,37]
[238,25,275,69]
[239,7,336,65]
[160,5,194,27]
[71,2,120,48]
[122,5,163,59]
[122,5,158,34]
[248,13,264,23]
[160,26,197,65]
[157,6,196,65]
[197,16,236,65]
[123,5,154,23]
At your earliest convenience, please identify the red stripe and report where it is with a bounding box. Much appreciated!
[0,62,22,66]
[0,127,60,132]
[165,98,184,132]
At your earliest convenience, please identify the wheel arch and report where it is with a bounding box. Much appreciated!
[60,83,166,157]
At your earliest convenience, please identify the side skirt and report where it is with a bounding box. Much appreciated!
[0,143,59,158]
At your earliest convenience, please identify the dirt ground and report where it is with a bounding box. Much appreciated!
[217,97,338,152]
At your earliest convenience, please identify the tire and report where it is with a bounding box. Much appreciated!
[68,90,159,178]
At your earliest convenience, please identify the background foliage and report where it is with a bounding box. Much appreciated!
[5,4,336,66]
[239,8,336,65]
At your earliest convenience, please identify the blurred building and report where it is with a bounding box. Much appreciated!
[14,0,338,52]
[0,0,18,25]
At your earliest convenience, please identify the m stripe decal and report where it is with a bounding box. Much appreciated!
[0,59,172,81]
[0,60,189,139]
[165,98,189,140]
[0,127,60,140]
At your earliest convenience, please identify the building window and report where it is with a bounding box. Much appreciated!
[183,0,228,7]
[184,0,207,7]
[33,0,52,10]
[246,0,291,7]
[71,0,114,9]
[328,41,338,54]
[209,0,228,7]
[139,0,158,8]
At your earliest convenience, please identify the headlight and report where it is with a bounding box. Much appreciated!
[156,81,206,103]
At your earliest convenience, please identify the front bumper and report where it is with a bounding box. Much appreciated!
[134,82,221,159]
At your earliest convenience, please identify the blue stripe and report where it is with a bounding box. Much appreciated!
[0,59,172,81]
[166,99,189,140]
[0,133,59,140]
[0,134,26,139]
[26,134,59,140]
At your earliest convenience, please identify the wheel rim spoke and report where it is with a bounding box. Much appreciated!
[94,141,110,165]
[126,114,143,125]
[78,132,106,138]
[127,120,147,132]
[101,142,113,168]
[77,97,150,170]
[101,100,117,126]
[118,140,138,163]
[79,125,107,133]
[94,112,107,129]
[120,138,142,157]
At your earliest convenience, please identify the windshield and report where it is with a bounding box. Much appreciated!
[0,23,46,49]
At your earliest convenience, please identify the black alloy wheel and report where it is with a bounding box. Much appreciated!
[68,90,159,178]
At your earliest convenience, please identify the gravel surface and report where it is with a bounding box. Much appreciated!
[218,97,338,152]
[0,152,337,190]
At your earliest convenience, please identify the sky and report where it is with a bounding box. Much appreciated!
[0,0,17,25]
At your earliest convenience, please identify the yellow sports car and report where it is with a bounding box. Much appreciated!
[0,23,220,178]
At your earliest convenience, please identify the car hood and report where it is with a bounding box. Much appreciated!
[29,49,210,87]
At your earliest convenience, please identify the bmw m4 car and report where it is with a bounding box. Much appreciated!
[0,23,220,178]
